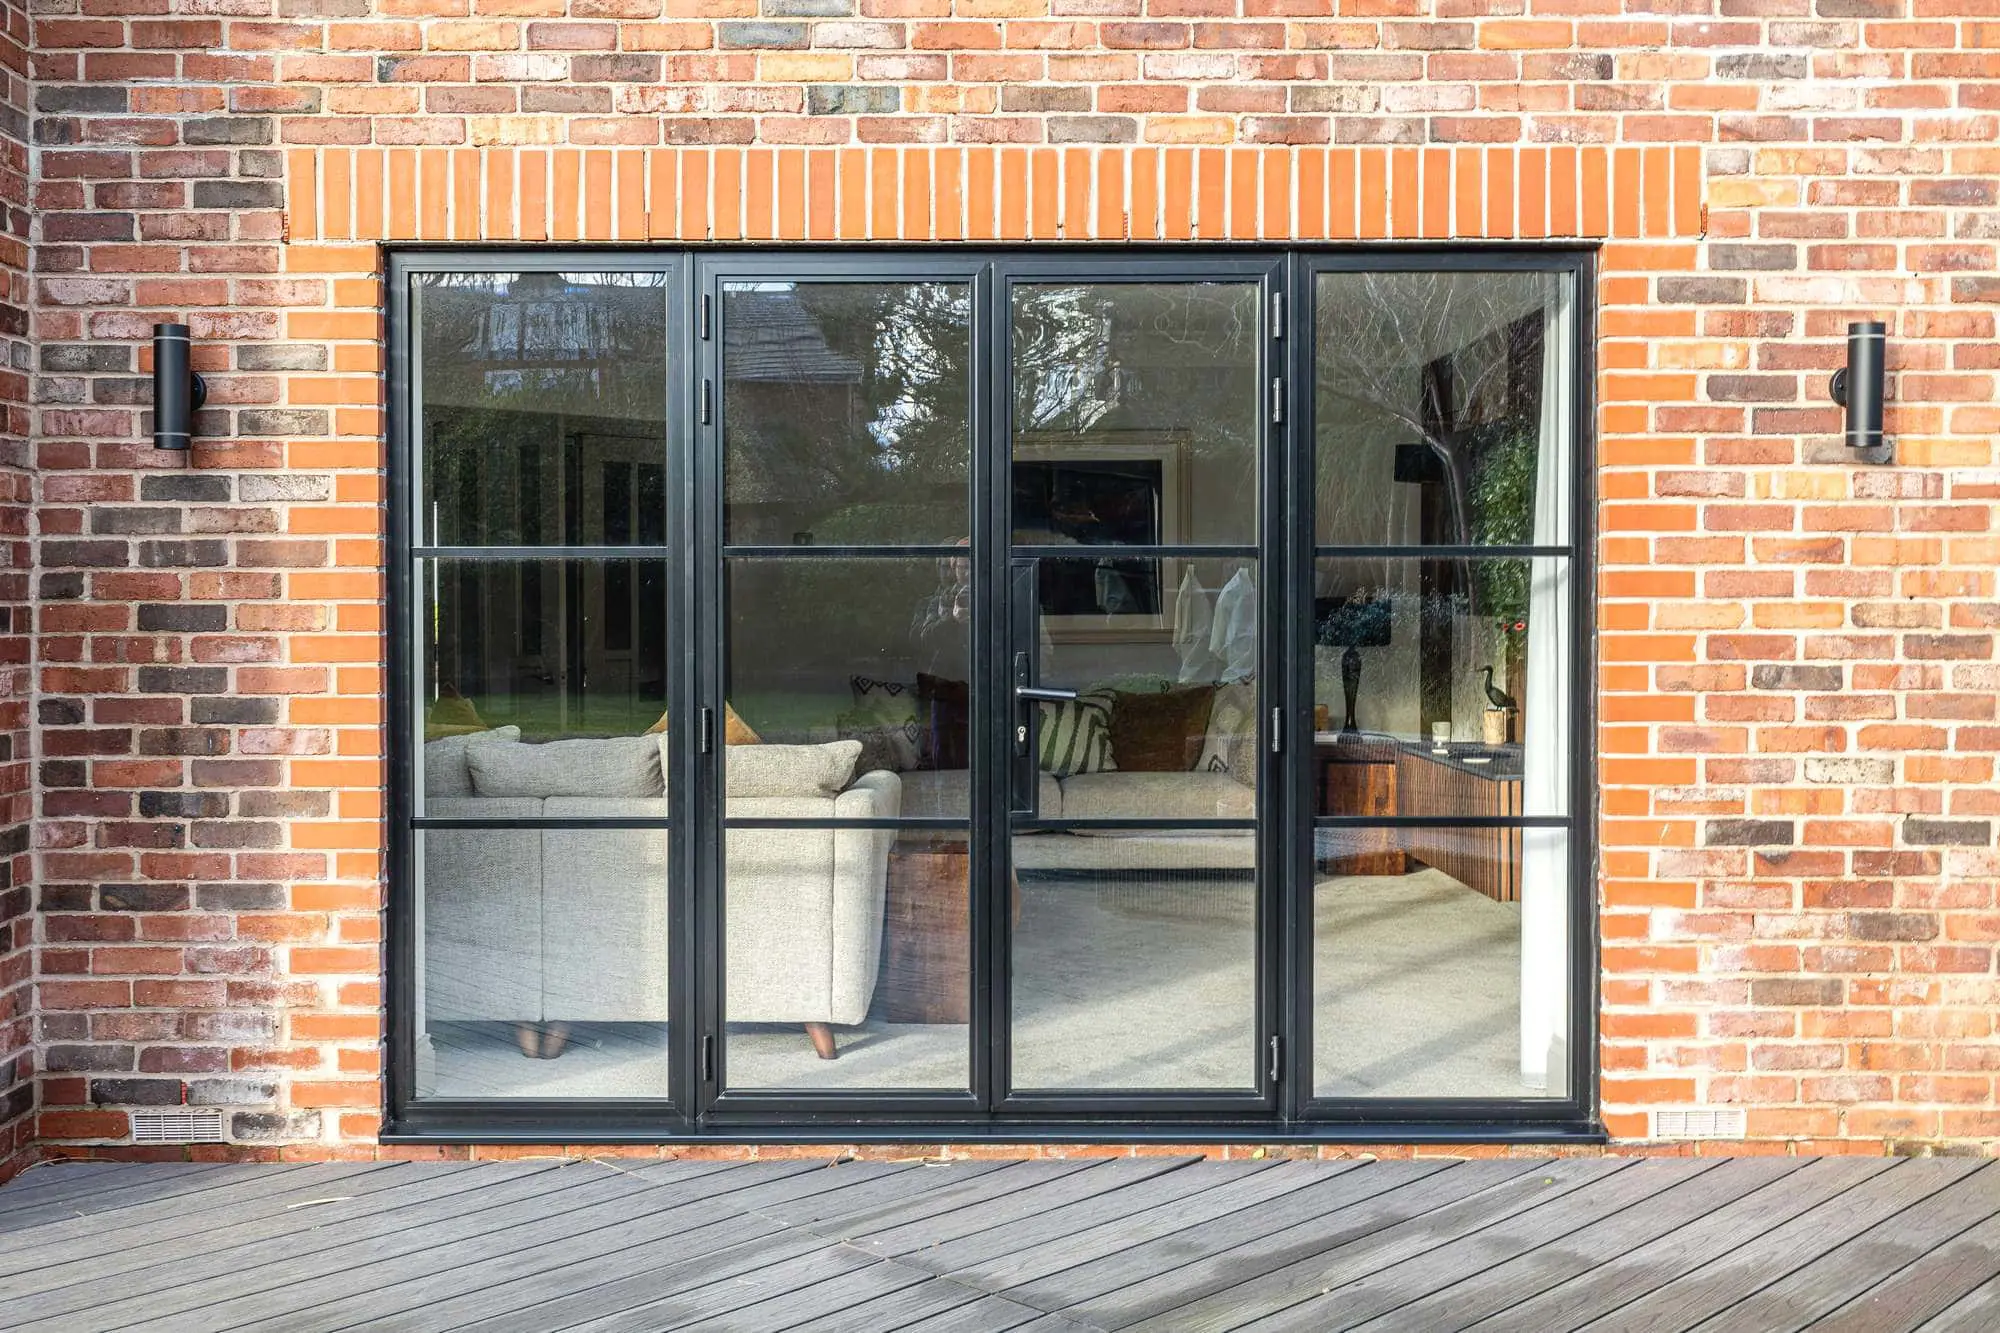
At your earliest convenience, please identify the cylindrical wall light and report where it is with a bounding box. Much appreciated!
[152,322,206,451]
[1829,320,1886,455]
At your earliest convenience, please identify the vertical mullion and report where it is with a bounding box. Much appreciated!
[1567,253,1598,1120]
[664,258,693,1122]
[386,256,417,1121]
[1286,254,1315,1123]
[984,264,1012,1113]
[970,259,997,1116]
[693,258,724,1116]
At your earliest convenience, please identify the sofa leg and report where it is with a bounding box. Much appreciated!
[805,1022,838,1060]
[514,1022,572,1060]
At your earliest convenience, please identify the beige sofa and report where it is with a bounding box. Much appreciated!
[897,766,1257,871]
[419,730,899,1059]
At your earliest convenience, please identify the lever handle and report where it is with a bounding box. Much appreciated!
[1015,685,1079,703]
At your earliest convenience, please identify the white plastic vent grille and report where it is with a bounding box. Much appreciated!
[1652,1108,1747,1141]
[130,1109,226,1145]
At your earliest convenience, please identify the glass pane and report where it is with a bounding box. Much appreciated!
[416,823,670,1100]
[1010,829,1257,1091]
[417,271,668,547]
[419,558,669,758]
[721,828,970,1092]
[1025,555,1258,810]
[1013,282,1259,545]
[1314,269,1571,548]
[1314,826,1569,1099]
[1310,557,1565,818]
[723,557,969,817]
[722,281,971,546]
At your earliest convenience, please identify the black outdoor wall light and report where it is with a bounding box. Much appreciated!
[152,322,205,451]
[1829,320,1889,460]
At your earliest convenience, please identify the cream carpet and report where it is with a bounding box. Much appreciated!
[425,866,1536,1102]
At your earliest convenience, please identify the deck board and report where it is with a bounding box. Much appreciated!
[2,1156,1996,1332]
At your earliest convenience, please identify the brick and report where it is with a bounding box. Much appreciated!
[0,0,1992,1173]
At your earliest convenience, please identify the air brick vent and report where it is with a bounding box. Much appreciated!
[130,1109,227,1145]
[1652,1108,1747,1141]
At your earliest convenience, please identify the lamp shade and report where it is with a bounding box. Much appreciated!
[1316,596,1392,649]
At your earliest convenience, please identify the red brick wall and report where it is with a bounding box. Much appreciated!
[21,0,2000,1160]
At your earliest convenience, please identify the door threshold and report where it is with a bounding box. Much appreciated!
[383,1115,1608,1147]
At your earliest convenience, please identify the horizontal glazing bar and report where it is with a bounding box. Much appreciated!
[1312,545,1572,560]
[414,545,668,561]
[721,545,977,560]
[1009,544,1261,560]
[1011,818,1258,832]
[722,817,972,831]
[414,817,676,831]
[1312,815,1570,829]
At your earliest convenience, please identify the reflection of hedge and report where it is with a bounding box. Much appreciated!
[729,560,955,710]
[1470,423,1535,632]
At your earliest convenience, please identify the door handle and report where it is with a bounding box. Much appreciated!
[1012,685,1076,759]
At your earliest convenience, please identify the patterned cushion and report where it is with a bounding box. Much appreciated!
[837,675,922,773]
[1038,691,1116,778]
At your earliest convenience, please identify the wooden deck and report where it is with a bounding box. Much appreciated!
[3,1154,1999,1330]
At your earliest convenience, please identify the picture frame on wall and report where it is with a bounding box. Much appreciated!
[1012,434,1189,644]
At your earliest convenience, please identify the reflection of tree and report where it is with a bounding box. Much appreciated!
[1315,271,1542,550]
[1013,283,1255,446]
[419,272,670,538]
[726,283,970,545]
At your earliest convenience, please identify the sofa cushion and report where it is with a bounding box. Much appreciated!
[1108,685,1217,771]
[724,739,861,798]
[422,726,521,798]
[467,734,663,798]
[1057,770,1257,823]
[916,673,970,770]
[898,767,1062,820]
[1196,682,1258,787]
[644,702,762,744]
[837,675,922,774]
[1038,691,1115,777]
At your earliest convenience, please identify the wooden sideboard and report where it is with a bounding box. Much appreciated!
[1394,748,1523,902]
[1314,734,1524,901]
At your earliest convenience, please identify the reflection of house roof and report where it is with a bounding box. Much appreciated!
[724,290,864,384]
[426,275,664,368]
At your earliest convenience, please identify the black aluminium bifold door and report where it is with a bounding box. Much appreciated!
[695,253,1283,1122]
[387,248,1595,1140]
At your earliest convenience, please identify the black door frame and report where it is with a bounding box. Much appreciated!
[383,245,1602,1144]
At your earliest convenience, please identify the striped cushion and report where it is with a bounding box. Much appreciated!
[1038,692,1116,777]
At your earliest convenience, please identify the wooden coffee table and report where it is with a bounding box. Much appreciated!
[878,839,1019,1024]
[880,839,972,1024]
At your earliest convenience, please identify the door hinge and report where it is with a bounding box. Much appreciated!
[1272,291,1283,334]
[700,378,712,425]
[1268,1034,1283,1082]
[699,292,711,340]
[702,1034,715,1082]
[699,706,715,754]
[1271,377,1284,425]
[1269,706,1283,754]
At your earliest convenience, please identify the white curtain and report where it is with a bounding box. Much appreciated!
[1520,277,1573,1092]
